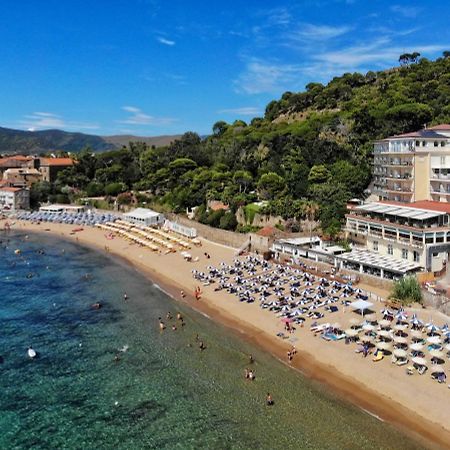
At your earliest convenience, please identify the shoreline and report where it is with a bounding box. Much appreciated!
[9,221,450,450]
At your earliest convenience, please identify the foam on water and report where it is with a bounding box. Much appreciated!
[0,231,424,450]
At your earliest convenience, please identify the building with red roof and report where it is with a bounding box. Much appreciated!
[38,157,75,182]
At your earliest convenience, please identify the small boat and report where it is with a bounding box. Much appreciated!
[27,347,37,359]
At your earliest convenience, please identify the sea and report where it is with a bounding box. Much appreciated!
[0,231,425,450]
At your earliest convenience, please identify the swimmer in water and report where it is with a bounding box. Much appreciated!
[158,318,166,330]
[199,341,206,351]
[166,311,172,320]
[123,293,128,301]
[266,393,274,406]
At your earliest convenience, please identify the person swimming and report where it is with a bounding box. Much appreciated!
[199,341,206,351]
[266,393,274,406]
[166,311,172,320]
[158,318,166,330]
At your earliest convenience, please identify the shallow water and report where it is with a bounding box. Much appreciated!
[0,231,425,449]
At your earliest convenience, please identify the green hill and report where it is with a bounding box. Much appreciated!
[34,53,450,234]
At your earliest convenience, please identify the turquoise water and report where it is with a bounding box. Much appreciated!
[0,231,425,450]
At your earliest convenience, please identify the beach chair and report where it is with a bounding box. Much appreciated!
[417,366,427,375]
[372,351,384,362]
[396,358,408,366]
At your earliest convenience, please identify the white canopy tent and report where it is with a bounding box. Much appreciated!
[350,299,374,316]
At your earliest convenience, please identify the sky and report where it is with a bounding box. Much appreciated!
[0,0,449,136]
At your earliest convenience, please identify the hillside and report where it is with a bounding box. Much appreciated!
[33,53,450,235]
[0,127,180,154]
[103,134,181,148]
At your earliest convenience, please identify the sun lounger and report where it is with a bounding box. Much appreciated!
[417,365,427,375]
[372,351,384,362]
[396,358,408,366]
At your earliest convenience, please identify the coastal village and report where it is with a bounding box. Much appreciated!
[2,124,450,446]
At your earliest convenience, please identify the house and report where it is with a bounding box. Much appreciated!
[123,208,165,227]
[0,187,30,210]
[38,157,75,182]
[207,200,229,212]
[373,124,450,203]
[3,168,42,187]
[343,200,450,278]
[0,155,36,176]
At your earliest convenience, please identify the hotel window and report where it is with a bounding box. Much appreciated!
[441,141,446,147]
[373,241,378,251]
[434,141,439,147]
[413,251,420,262]
[422,141,426,147]
[402,248,408,259]
[387,244,393,255]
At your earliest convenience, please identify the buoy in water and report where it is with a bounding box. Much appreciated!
[14,249,21,255]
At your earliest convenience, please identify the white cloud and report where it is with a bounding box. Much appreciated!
[234,58,302,94]
[390,5,422,18]
[288,24,351,42]
[119,106,176,126]
[20,112,99,131]
[156,37,175,46]
[217,107,263,116]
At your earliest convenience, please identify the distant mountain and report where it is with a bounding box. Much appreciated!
[0,127,180,154]
[102,134,182,148]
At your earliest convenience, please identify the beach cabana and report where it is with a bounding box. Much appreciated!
[350,299,373,316]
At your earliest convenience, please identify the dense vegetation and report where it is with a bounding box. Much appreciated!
[32,53,450,234]
[390,276,423,305]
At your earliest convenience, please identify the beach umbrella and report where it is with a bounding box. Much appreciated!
[393,336,408,344]
[379,319,391,328]
[445,343,450,351]
[345,328,359,337]
[361,335,374,342]
[394,324,408,331]
[409,343,424,351]
[362,323,375,332]
[429,349,444,358]
[376,341,391,350]
[412,357,427,366]
[281,318,293,324]
[395,310,408,322]
[393,349,407,358]
[427,336,442,344]
[410,330,423,339]
[377,330,392,339]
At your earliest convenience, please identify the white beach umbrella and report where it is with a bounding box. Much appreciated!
[427,336,442,344]
[394,324,408,331]
[445,343,450,351]
[410,330,423,339]
[395,310,408,322]
[410,343,424,351]
[376,341,391,350]
[393,349,408,358]
[393,336,408,344]
[377,330,392,339]
[429,350,444,359]
[345,328,359,337]
[362,323,376,332]
[412,357,427,366]
[379,319,391,328]
[381,308,393,316]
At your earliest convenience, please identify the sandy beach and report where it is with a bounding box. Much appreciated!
[9,220,450,449]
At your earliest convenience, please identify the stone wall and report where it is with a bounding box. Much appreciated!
[422,292,450,315]
[167,214,248,249]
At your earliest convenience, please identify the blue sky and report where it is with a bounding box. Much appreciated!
[0,0,449,136]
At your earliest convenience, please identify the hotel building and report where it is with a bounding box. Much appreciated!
[373,124,450,203]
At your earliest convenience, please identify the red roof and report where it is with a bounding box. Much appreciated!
[0,187,23,192]
[39,157,74,166]
[380,200,450,214]
[427,124,450,131]
[257,226,278,237]
[208,200,229,211]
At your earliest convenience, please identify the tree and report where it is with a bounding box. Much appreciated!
[257,172,286,200]
[308,165,331,184]
[219,211,238,230]
[212,121,228,136]
[105,182,127,196]
[233,170,253,193]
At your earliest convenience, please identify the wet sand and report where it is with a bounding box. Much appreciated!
[10,220,450,449]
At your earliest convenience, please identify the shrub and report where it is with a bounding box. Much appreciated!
[390,276,422,305]
[105,182,127,196]
[206,209,225,228]
[219,212,238,230]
